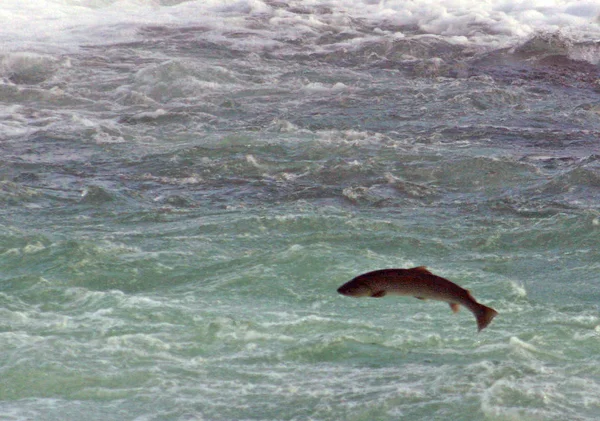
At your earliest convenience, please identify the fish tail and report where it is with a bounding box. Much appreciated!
[475,303,498,332]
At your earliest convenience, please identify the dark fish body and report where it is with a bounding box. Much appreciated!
[337,266,498,331]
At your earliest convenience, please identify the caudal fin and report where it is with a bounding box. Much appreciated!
[475,304,498,332]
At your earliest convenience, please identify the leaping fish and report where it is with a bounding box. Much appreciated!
[337,266,498,331]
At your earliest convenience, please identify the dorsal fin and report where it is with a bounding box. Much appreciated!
[410,266,432,275]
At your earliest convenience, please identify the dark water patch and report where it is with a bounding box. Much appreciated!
[133,24,248,60]
[486,196,579,219]
[513,32,571,59]
[79,185,116,204]
[293,36,473,76]
[430,155,541,195]
[0,52,64,85]
[469,35,600,92]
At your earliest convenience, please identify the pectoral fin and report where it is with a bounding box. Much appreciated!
[372,291,386,298]
[449,303,460,313]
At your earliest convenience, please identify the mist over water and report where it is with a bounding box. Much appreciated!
[1,1,600,420]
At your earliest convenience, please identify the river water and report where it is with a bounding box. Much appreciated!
[1,1,600,420]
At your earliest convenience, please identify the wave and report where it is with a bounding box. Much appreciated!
[2,0,599,54]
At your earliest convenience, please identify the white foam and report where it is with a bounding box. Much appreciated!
[1,0,598,54]
[302,82,350,94]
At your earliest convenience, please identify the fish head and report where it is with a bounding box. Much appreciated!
[337,279,373,297]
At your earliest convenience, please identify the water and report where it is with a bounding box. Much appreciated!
[1,1,600,420]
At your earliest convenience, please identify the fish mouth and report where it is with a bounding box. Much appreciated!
[336,286,349,295]
[337,284,370,297]
[337,285,357,296]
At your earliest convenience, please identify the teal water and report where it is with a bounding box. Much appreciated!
[2,135,599,420]
[2,1,600,420]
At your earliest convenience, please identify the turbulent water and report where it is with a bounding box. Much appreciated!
[1,1,600,420]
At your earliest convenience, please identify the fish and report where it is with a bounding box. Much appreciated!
[337,266,498,331]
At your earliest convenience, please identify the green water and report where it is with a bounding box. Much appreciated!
[2,184,600,419]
